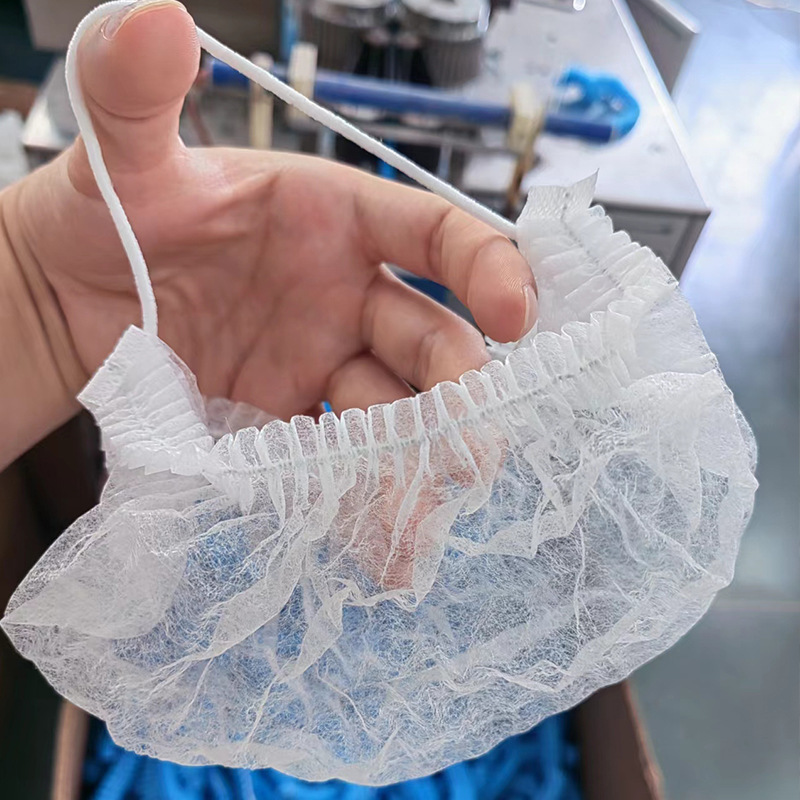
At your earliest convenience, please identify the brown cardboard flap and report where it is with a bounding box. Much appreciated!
[576,682,664,800]
[51,702,89,800]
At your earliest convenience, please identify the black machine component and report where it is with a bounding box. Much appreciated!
[399,0,490,87]
[298,0,493,87]
[300,0,397,72]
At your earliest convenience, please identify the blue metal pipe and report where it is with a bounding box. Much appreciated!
[211,60,511,126]
[209,58,640,143]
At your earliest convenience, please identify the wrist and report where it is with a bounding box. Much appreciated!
[0,181,87,468]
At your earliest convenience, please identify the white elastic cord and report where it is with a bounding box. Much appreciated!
[65,1,519,339]
[65,1,159,336]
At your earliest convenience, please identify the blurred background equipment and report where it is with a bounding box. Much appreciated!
[300,0,396,72]
[625,0,698,93]
[19,0,709,276]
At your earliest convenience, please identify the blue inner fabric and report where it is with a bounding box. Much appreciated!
[82,713,581,800]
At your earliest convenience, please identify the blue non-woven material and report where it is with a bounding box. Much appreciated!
[83,714,581,800]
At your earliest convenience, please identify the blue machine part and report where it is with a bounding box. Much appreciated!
[82,713,581,800]
[279,0,298,64]
[209,59,639,143]
[553,68,640,140]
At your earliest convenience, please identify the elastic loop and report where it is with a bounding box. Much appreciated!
[65,1,159,336]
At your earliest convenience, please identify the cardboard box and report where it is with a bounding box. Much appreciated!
[49,685,664,800]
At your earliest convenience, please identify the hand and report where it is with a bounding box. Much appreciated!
[6,0,536,424]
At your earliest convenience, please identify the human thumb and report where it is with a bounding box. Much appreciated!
[69,0,199,191]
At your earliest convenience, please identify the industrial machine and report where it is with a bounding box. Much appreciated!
[203,0,640,215]
[21,0,709,275]
[299,0,491,85]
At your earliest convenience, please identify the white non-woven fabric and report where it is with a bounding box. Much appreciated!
[2,1,757,787]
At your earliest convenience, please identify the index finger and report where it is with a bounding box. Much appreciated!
[350,169,538,344]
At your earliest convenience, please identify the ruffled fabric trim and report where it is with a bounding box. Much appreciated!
[79,327,213,475]
[78,176,724,506]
